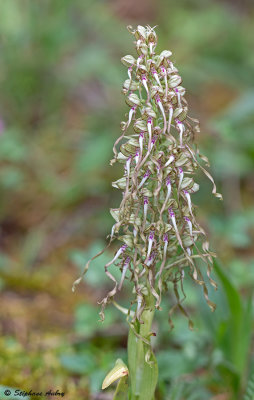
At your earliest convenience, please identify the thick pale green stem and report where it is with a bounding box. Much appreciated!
[127,290,158,400]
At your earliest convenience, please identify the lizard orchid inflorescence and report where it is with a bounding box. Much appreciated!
[74,24,222,330]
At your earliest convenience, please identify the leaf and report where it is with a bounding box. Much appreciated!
[213,260,242,322]
[167,379,212,400]
[102,358,129,390]
[213,260,252,376]
[60,353,96,374]
[90,370,108,395]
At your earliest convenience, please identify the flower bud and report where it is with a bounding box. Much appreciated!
[168,75,182,88]
[142,106,157,119]
[121,55,136,67]
[173,107,188,122]
[110,208,120,222]
[135,25,147,41]
[138,43,149,56]
[159,50,172,59]
[133,118,148,132]
[126,93,141,107]
[112,177,127,190]
[123,79,140,91]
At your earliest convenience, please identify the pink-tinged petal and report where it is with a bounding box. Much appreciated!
[105,245,127,268]
[152,68,162,87]
[167,106,173,134]
[156,96,166,133]
[119,257,131,290]
[184,216,193,236]
[165,155,174,167]
[138,170,150,189]
[127,106,136,127]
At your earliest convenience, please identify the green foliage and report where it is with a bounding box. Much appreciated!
[167,380,211,400]
[60,352,96,375]
[213,261,252,378]
[74,303,119,336]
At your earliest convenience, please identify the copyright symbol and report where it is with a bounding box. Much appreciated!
[4,389,11,396]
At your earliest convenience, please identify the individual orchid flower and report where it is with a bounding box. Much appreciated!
[160,177,172,217]
[135,150,139,165]
[168,208,183,249]
[176,119,184,147]
[167,106,173,134]
[146,251,156,267]
[105,244,127,268]
[119,257,131,290]
[151,67,162,87]
[125,156,132,177]
[156,95,166,133]
[142,74,149,98]
[164,154,174,167]
[139,131,144,156]
[128,66,133,81]
[161,66,168,98]
[144,196,148,223]
[136,294,143,314]
[178,167,184,192]
[151,135,157,150]
[110,223,116,240]
[147,117,152,140]
[175,87,182,106]
[138,169,151,189]
[146,231,155,262]
[184,190,194,218]
[136,55,143,70]
[184,216,193,236]
[165,176,172,196]
[127,106,136,127]
[149,41,155,55]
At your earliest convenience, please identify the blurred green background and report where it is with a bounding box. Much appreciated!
[0,0,253,399]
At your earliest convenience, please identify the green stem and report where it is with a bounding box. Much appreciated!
[127,290,158,400]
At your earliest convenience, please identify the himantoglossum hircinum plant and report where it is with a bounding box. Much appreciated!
[73,25,222,400]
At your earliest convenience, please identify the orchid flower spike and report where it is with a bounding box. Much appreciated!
[76,24,222,328]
